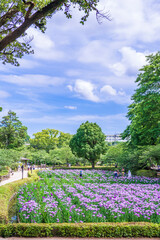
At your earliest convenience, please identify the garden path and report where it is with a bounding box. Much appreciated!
[0,170,28,186]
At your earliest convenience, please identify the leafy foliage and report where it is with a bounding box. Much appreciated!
[100,143,122,165]
[30,129,72,152]
[102,143,160,173]
[140,144,160,166]
[70,121,106,168]
[30,129,59,152]
[49,146,75,166]
[122,53,160,146]
[29,150,49,165]
[0,110,28,149]
[0,149,20,167]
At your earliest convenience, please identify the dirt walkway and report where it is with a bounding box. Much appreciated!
[0,170,28,186]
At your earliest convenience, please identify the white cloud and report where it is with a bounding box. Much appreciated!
[0,74,65,87]
[110,62,126,77]
[100,84,131,104]
[27,28,54,50]
[110,47,147,76]
[78,40,113,67]
[100,85,117,96]
[107,0,160,42]
[0,90,10,98]
[68,80,131,104]
[67,85,73,91]
[27,28,65,61]
[73,79,99,102]
[64,106,77,110]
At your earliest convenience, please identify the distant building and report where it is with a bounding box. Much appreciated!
[106,134,127,143]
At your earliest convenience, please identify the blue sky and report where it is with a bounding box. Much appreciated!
[0,0,160,137]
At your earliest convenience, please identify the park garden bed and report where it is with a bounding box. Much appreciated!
[17,170,160,224]
[0,169,159,237]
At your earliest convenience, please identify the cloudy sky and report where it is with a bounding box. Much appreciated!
[0,0,160,136]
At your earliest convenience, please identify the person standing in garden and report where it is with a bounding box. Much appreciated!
[121,168,125,177]
[80,170,82,177]
[128,170,132,178]
[114,170,117,178]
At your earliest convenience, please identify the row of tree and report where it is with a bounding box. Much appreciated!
[0,111,106,168]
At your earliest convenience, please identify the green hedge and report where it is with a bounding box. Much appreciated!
[136,169,157,177]
[0,222,159,238]
[0,171,39,224]
[52,166,115,171]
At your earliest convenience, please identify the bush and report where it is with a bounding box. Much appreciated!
[0,166,6,171]
[0,222,159,238]
[0,171,39,224]
[136,169,157,177]
[10,162,19,171]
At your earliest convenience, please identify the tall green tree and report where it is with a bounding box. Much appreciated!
[0,110,28,149]
[30,129,72,152]
[70,121,106,168]
[122,52,160,146]
[30,129,59,152]
[0,0,109,66]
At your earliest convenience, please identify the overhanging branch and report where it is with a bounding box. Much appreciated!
[0,7,19,28]
[0,0,66,51]
[22,0,35,19]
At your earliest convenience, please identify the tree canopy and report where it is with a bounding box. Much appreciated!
[0,110,28,149]
[0,0,109,66]
[0,149,20,166]
[49,146,75,166]
[70,121,106,168]
[122,52,160,146]
[30,128,72,152]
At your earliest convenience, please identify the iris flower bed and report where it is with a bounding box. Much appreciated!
[17,170,160,224]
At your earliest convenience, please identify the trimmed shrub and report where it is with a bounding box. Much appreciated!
[0,222,159,238]
[136,169,157,177]
[0,171,39,224]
